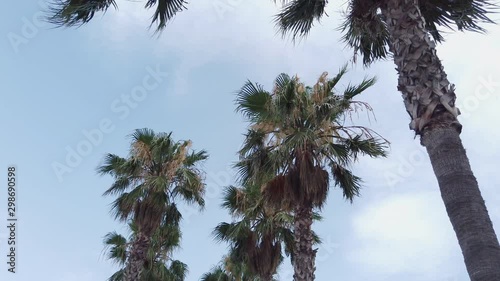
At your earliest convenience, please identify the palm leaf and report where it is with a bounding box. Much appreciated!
[47,0,117,27]
[236,81,271,121]
[145,0,188,33]
[339,1,390,65]
[273,0,328,40]
[330,163,362,202]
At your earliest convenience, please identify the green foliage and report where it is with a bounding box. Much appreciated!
[273,0,329,41]
[47,0,117,27]
[97,128,207,235]
[47,0,188,32]
[103,221,187,281]
[273,0,496,64]
[235,68,388,207]
[209,179,324,280]
[211,184,293,280]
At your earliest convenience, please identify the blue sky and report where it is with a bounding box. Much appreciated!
[1,1,500,281]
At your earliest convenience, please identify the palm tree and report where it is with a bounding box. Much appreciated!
[271,1,500,279]
[235,70,388,281]
[213,184,320,281]
[98,128,208,281]
[104,221,188,281]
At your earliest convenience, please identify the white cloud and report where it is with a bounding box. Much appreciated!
[349,191,459,275]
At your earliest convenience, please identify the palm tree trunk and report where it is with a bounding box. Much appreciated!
[262,273,273,281]
[124,232,150,281]
[293,205,315,281]
[380,0,500,279]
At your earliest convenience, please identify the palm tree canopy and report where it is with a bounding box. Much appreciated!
[214,185,289,277]
[273,0,496,64]
[47,0,188,32]
[213,184,322,279]
[235,67,388,209]
[97,128,208,234]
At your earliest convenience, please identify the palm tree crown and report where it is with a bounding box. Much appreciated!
[273,0,495,64]
[98,128,207,235]
[235,67,388,208]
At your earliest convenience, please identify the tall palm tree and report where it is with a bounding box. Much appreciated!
[98,128,208,281]
[213,184,320,281]
[271,1,500,279]
[235,70,388,281]
[104,221,188,281]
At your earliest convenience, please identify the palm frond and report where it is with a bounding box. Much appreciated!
[339,0,390,65]
[103,232,128,265]
[184,150,209,166]
[96,153,128,176]
[342,135,388,161]
[109,185,145,221]
[273,73,292,95]
[163,202,183,226]
[201,266,233,281]
[103,177,133,196]
[221,185,246,216]
[343,76,377,99]
[326,64,349,91]
[213,221,251,243]
[47,0,117,27]
[171,169,206,208]
[274,0,329,40]
[419,0,497,42]
[145,0,189,33]
[236,81,271,121]
[330,163,362,202]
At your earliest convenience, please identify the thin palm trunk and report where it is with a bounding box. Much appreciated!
[124,232,150,281]
[293,205,315,281]
[381,0,500,279]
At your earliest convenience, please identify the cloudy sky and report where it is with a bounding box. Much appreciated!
[1,1,500,280]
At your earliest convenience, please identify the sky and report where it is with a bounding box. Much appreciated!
[1,1,500,281]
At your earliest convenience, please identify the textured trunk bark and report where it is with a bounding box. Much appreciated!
[422,128,500,280]
[262,273,273,281]
[381,0,500,279]
[124,232,150,281]
[293,205,315,281]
